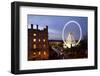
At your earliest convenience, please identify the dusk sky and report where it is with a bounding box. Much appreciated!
[28,15,88,40]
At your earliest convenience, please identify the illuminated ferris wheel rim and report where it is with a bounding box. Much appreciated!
[62,20,82,46]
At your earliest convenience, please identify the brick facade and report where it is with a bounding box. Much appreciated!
[28,24,49,60]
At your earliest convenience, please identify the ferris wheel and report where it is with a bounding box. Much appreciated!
[62,20,82,48]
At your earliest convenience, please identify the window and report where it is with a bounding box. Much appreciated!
[43,44,46,48]
[33,44,36,49]
[38,51,41,55]
[43,39,45,42]
[39,44,41,48]
[44,51,46,55]
[39,39,41,42]
[33,39,36,42]
[33,33,36,36]
[33,52,36,55]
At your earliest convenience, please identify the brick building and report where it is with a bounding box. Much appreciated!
[28,24,49,60]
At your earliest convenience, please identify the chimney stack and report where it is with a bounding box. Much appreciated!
[37,25,38,30]
[46,26,48,30]
[31,24,33,29]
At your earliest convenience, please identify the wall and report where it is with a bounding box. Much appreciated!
[0,0,99,76]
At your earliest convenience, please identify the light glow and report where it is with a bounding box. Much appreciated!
[62,20,82,48]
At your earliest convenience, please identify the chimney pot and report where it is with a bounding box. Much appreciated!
[37,25,38,30]
[46,26,48,29]
[31,24,33,29]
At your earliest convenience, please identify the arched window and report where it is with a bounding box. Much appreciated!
[33,44,36,49]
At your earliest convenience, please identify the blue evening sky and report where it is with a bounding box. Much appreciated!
[28,15,88,40]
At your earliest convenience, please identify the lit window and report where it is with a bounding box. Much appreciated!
[43,44,46,48]
[33,52,36,55]
[38,51,41,55]
[43,39,46,42]
[33,33,36,36]
[39,39,41,42]
[33,39,36,42]
[33,44,36,49]
[60,52,63,55]
[44,51,46,55]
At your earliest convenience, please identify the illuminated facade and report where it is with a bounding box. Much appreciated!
[28,24,49,60]
[63,32,76,48]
